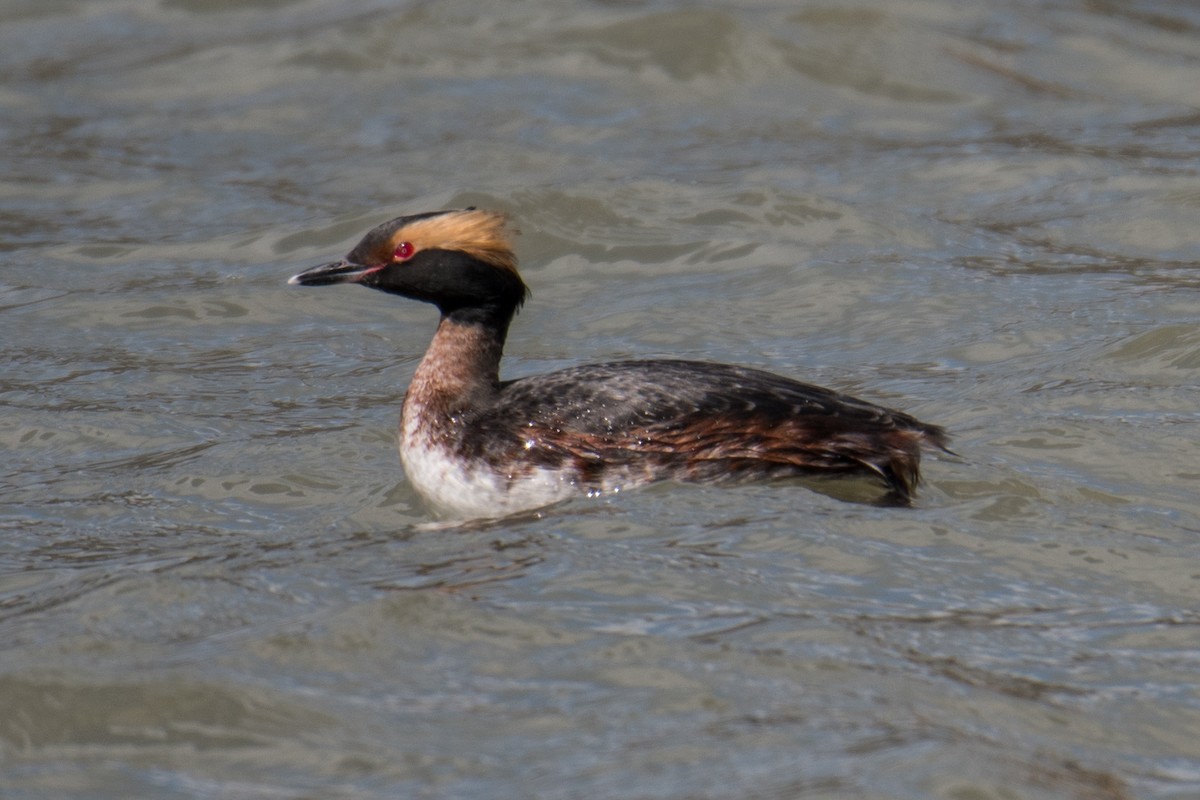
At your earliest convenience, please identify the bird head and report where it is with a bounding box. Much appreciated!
[289,208,529,321]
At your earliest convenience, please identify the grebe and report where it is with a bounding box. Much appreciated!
[289,208,948,518]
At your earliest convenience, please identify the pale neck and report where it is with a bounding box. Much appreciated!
[406,316,506,413]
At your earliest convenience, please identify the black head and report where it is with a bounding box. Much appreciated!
[289,208,529,323]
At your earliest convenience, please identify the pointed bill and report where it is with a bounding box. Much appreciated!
[288,260,375,286]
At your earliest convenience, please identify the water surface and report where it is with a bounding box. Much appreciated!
[3,1,1199,798]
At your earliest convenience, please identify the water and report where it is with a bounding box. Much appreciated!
[3,1,1199,797]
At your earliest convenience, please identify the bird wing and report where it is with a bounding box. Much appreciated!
[468,360,943,496]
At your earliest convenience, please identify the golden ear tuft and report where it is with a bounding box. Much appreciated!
[398,209,518,273]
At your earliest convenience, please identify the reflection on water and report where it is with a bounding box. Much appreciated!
[3,1,1198,798]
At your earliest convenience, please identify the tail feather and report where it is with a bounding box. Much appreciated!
[857,424,948,502]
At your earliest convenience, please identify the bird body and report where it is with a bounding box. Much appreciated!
[290,208,947,518]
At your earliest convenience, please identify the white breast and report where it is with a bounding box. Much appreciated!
[399,417,579,519]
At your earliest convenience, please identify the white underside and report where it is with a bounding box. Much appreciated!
[399,432,586,519]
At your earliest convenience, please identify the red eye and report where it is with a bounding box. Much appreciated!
[394,241,415,260]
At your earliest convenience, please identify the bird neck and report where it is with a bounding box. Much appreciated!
[406,312,510,415]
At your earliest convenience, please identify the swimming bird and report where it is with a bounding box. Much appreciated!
[289,207,947,518]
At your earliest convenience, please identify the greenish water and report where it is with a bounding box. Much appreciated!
[3,1,1199,798]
